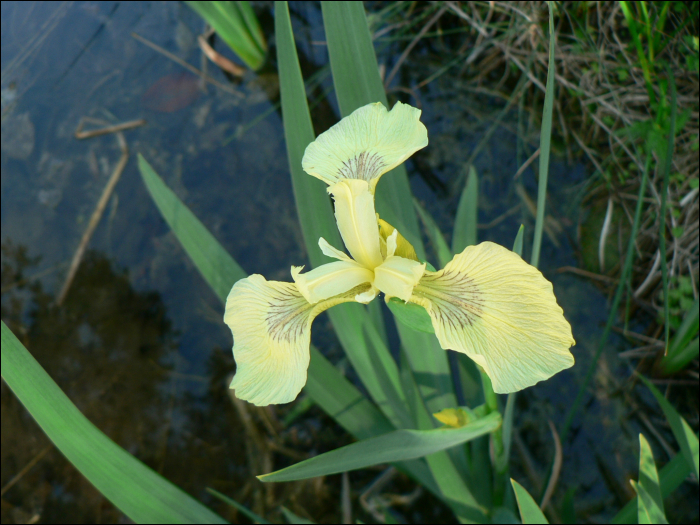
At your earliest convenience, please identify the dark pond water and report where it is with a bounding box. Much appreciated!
[1,2,696,523]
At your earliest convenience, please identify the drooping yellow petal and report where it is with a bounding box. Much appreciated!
[409,242,575,393]
[328,179,384,269]
[291,261,373,304]
[302,102,428,192]
[224,275,365,406]
[378,217,418,261]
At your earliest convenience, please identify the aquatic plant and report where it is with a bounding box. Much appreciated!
[224,101,574,406]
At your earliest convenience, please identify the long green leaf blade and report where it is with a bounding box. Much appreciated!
[186,1,266,70]
[413,198,453,268]
[530,2,556,269]
[275,1,342,268]
[638,375,699,479]
[511,479,548,524]
[452,165,479,253]
[137,151,393,441]
[612,453,691,524]
[631,480,668,525]
[399,348,485,520]
[322,0,457,425]
[1,322,226,524]
[321,1,425,259]
[275,0,408,431]
[138,154,246,300]
[258,412,501,482]
[637,434,666,523]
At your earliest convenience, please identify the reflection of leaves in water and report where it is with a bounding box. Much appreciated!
[1,245,174,523]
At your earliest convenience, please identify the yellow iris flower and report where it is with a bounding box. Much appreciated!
[224,102,575,406]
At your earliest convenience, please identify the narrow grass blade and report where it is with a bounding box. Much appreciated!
[637,434,666,523]
[530,2,556,269]
[1,322,226,524]
[638,375,699,479]
[660,297,699,373]
[612,453,690,524]
[186,1,266,70]
[618,2,656,105]
[511,479,549,524]
[413,199,453,268]
[321,1,425,259]
[561,154,652,442]
[452,165,479,253]
[258,412,501,482]
[206,488,269,524]
[658,71,677,349]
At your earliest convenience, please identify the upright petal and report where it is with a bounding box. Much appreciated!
[224,275,364,405]
[302,102,428,192]
[328,179,384,269]
[409,242,575,393]
[291,261,373,304]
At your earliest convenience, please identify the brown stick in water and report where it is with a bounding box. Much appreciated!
[57,130,129,305]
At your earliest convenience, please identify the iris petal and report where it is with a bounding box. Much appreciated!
[302,102,428,192]
[224,275,366,405]
[409,242,575,393]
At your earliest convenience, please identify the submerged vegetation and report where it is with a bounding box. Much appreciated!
[1,1,697,523]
